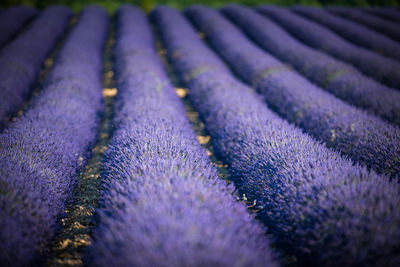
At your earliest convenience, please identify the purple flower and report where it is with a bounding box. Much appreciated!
[257,5,400,89]
[0,5,72,130]
[361,6,400,24]
[328,6,400,42]
[186,5,400,179]
[85,5,277,267]
[221,4,400,126]
[292,6,400,62]
[0,6,38,48]
[153,6,400,266]
[0,6,108,265]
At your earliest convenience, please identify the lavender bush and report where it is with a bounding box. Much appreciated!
[85,5,276,267]
[153,6,400,266]
[222,4,400,125]
[0,6,107,266]
[327,7,400,42]
[292,6,400,61]
[187,5,400,179]
[0,5,72,130]
[256,5,400,89]
[361,7,400,24]
[0,6,38,48]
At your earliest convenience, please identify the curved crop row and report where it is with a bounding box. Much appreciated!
[222,5,400,126]
[327,7,400,42]
[292,6,400,62]
[0,6,38,48]
[256,5,400,89]
[187,5,400,179]
[361,7,400,24]
[0,6,108,266]
[153,6,400,266]
[0,5,72,130]
[85,5,276,267]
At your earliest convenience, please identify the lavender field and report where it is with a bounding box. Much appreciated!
[0,4,399,267]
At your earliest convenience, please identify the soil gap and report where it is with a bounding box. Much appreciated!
[153,23,260,211]
[46,15,116,267]
[0,12,36,50]
[2,15,78,130]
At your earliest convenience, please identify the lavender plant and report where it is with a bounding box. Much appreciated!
[221,4,400,125]
[153,6,400,266]
[0,6,38,48]
[292,6,400,61]
[0,6,108,266]
[361,7,400,24]
[85,5,277,267]
[256,5,400,89]
[186,5,400,179]
[0,5,72,130]
[327,6,400,42]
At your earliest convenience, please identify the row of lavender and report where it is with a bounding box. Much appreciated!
[259,6,400,89]
[0,6,107,266]
[330,7,400,41]
[0,4,399,266]
[223,6,400,125]
[0,6,71,130]
[147,6,400,266]
[292,6,400,61]
[1,5,399,132]
[85,6,275,266]
[361,6,400,24]
[0,6,38,48]
[187,5,400,180]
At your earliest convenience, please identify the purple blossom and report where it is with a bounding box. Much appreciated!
[0,6,38,48]
[256,5,400,89]
[186,5,400,179]
[0,6,108,265]
[85,5,277,267]
[292,6,400,62]
[221,4,400,126]
[328,6,400,42]
[153,5,400,266]
[0,5,72,130]
[361,7,400,24]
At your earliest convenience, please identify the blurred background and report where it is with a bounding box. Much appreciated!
[1,0,399,13]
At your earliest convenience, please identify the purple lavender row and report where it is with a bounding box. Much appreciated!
[0,6,108,265]
[85,5,276,267]
[292,6,400,62]
[0,5,72,131]
[153,6,400,266]
[222,5,400,125]
[327,7,400,42]
[256,5,400,89]
[0,6,38,48]
[361,7,400,24]
[187,5,400,178]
